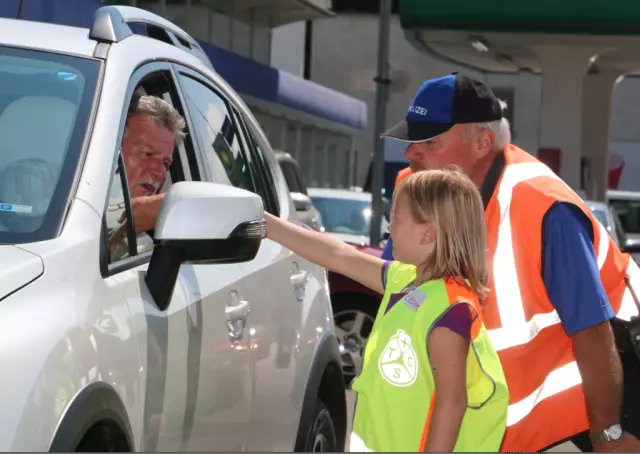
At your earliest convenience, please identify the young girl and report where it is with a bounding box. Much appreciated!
[265,168,508,452]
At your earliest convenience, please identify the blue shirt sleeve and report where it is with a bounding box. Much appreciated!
[381,236,394,260]
[542,202,615,336]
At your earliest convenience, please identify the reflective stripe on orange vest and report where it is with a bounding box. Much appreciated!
[485,145,639,451]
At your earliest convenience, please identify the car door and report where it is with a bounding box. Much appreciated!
[102,63,251,452]
[234,106,333,451]
[172,65,307,451]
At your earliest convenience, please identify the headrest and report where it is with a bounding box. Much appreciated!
[0,96,77,166]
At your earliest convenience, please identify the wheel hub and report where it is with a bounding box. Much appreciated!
[334,309,374,380]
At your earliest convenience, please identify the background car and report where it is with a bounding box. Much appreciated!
[306,187,390,384]
[275,151,323,231]
[587,199,623,246]
[307,187,389,247]
[0,6,345,452]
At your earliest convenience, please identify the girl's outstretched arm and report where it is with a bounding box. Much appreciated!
[265,212,385,294]
[422,324,469,452]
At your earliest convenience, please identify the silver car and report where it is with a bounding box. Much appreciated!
[0,6,345,452]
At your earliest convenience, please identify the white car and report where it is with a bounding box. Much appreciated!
[307,188,390,247]
[276,152,323,231]
[0,6,345,452]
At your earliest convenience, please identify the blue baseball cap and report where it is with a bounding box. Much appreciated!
[382,73,503,143]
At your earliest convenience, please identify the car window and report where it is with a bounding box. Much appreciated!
[280,161,302,194]
[310,195,389,239]
[590,208,608,227]
[610,199,640,234]
[237,117,280,216]
[293,163,309,195]
[104,70,194,269]
[177,74,256,192]
[0,46,99,244]
[230,107,279,215]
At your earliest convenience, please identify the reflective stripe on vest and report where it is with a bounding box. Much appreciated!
[488,159,638,429]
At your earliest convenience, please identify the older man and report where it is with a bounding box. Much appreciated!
[121,94,185,231]
[109,95,185,258]
[380,73,640,452]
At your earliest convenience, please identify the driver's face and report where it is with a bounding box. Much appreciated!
[121,114,174,199]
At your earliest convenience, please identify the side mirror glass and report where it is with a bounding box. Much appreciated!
[146,181,266,311]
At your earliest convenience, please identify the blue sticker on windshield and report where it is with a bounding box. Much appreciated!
[0,203,33,214]
[57,72,77,81]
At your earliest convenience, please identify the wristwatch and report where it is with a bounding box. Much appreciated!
[590,424,623,443]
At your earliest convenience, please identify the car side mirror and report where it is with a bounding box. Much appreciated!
[145,181,266,311]
[291,192,312,212]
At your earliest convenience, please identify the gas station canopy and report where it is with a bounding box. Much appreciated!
[399,0,640,35]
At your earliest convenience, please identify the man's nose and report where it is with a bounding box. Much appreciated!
[149,161,166,180]
[404,143,421,161]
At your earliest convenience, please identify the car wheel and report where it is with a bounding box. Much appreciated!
[302,400,338,452]
[332,295,377,386]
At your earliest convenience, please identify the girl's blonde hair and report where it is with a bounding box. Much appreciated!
[392,167,489,298]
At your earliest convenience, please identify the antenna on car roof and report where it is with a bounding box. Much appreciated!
[16,0,26,19]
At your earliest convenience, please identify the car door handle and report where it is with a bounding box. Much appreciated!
[290,270,308,288]
[226,299,251,322]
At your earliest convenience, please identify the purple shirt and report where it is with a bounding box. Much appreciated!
[381,261,472,341]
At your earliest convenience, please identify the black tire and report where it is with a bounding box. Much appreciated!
[75,422,130,452]
[301,400,338,452]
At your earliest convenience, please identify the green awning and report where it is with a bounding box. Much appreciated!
[399,0,640,35]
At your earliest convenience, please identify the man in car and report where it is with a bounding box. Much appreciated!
[380,72,640,452]
[109,94,185,258]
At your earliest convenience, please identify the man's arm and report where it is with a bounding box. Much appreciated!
[119,193,165,233]
[542,203,624,447]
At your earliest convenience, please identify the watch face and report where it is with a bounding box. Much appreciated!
[609,425,623,440]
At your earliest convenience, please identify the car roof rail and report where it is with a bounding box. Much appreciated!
[89,5,214,70]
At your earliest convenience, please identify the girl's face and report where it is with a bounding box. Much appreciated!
[389,193,435,265]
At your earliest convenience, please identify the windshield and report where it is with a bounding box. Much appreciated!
[310,196,389,238]
[609,198,640,234]
[0,46,99,244]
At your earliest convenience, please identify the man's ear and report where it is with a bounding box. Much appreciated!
[477,129,494,152]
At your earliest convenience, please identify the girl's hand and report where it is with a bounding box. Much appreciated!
[264,212,386,294]
[422,323,470,452]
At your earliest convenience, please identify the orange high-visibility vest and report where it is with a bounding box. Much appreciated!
[394,166,413,188]
[483,145,639,451]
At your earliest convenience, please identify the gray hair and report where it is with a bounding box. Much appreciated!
[126,95,186,145]
[462,99,511,151]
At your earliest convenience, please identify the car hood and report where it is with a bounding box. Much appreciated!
[0,245,44,299]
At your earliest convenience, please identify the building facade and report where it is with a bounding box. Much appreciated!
[309,2,640,192]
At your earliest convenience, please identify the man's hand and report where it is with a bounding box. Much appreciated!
[119,193,165,233]
[593,432,640,452]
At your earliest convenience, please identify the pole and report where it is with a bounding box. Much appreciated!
[369,0,392,246]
